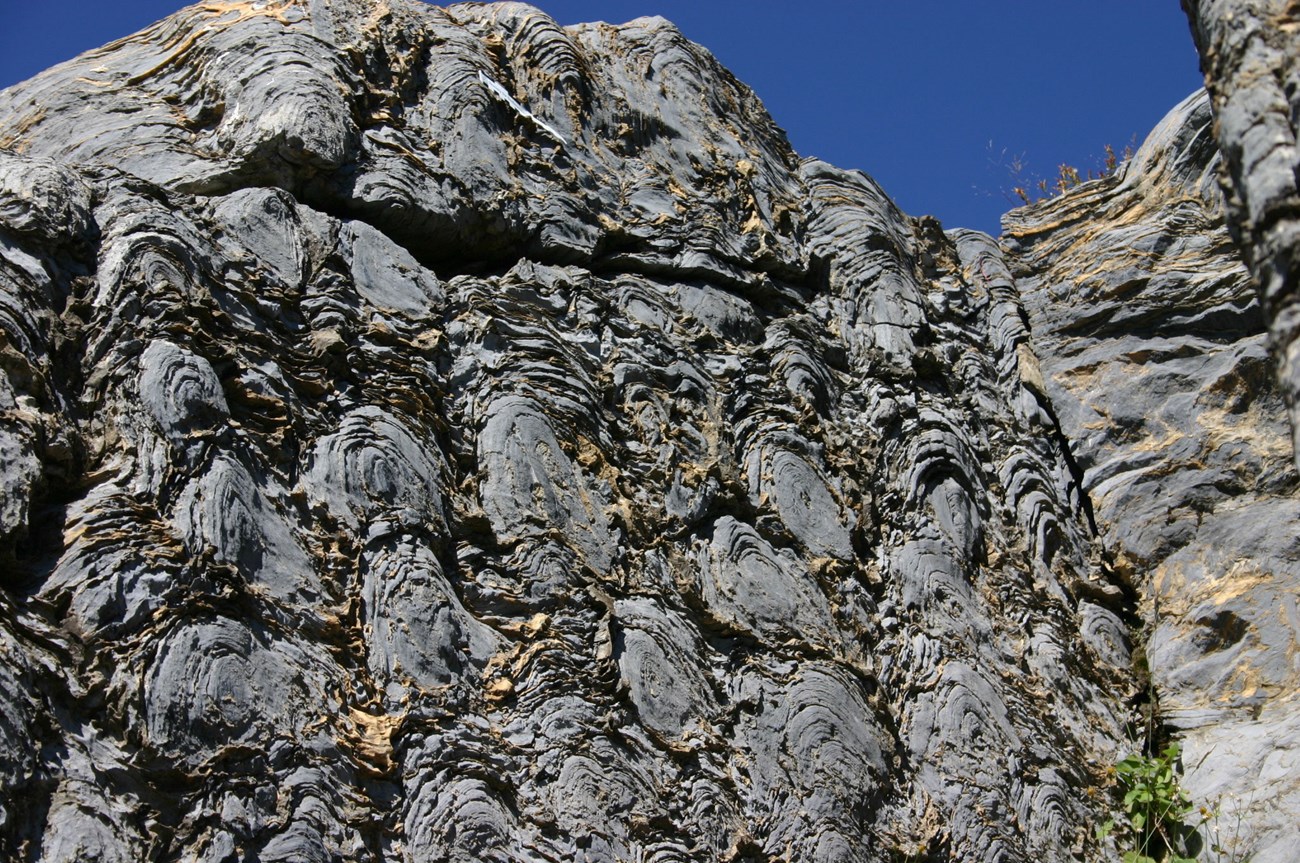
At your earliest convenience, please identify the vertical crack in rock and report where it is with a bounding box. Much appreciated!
[1004,88,1300,863]
[0,1,1293,861]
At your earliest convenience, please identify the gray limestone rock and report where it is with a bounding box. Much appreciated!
[1182,0,1300,474]
[0,1,1293,861]
[1005,87,1299,863]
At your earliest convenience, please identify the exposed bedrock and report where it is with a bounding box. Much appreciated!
[0,0,1292,861]
[1181,0,1300,474]
[1005,89,1299,863]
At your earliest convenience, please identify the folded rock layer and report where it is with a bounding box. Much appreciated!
[1006,88,1298,863]
[0,1,1293,861]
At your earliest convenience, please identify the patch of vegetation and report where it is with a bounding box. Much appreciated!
[1098,742,1202,862]
[1094,599,1250,863]
[1097,738,1249,862]
[986,137,1136,205]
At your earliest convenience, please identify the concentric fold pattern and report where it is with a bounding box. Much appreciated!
[0,1,1288,861]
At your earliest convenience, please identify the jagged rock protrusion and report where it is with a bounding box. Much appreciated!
[1181,0,1300,473]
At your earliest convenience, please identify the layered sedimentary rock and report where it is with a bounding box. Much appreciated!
[1005,89,1300,863]
[1182,0,1300,473]
[0,1,1294,861]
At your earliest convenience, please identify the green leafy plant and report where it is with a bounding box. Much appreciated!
[1097,601,1251,863]
[1097,742,1214,863]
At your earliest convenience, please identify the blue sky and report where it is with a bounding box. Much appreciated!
[0,1,1204,235]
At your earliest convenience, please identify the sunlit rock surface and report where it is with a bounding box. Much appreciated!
[1182,0,1300,476]
[0,1,1292,861]
[1005,88,1300,863]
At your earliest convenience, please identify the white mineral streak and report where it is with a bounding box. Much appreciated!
[477,70,569,148]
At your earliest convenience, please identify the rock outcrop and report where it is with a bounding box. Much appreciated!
[1006,89,1299,863]
[0,2,1294,862]
[1182,0,1300,473]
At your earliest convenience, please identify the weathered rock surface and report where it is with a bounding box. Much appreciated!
[0,1,1294,861]
[1005,88,1300,863]
[1182,0,1300,475]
